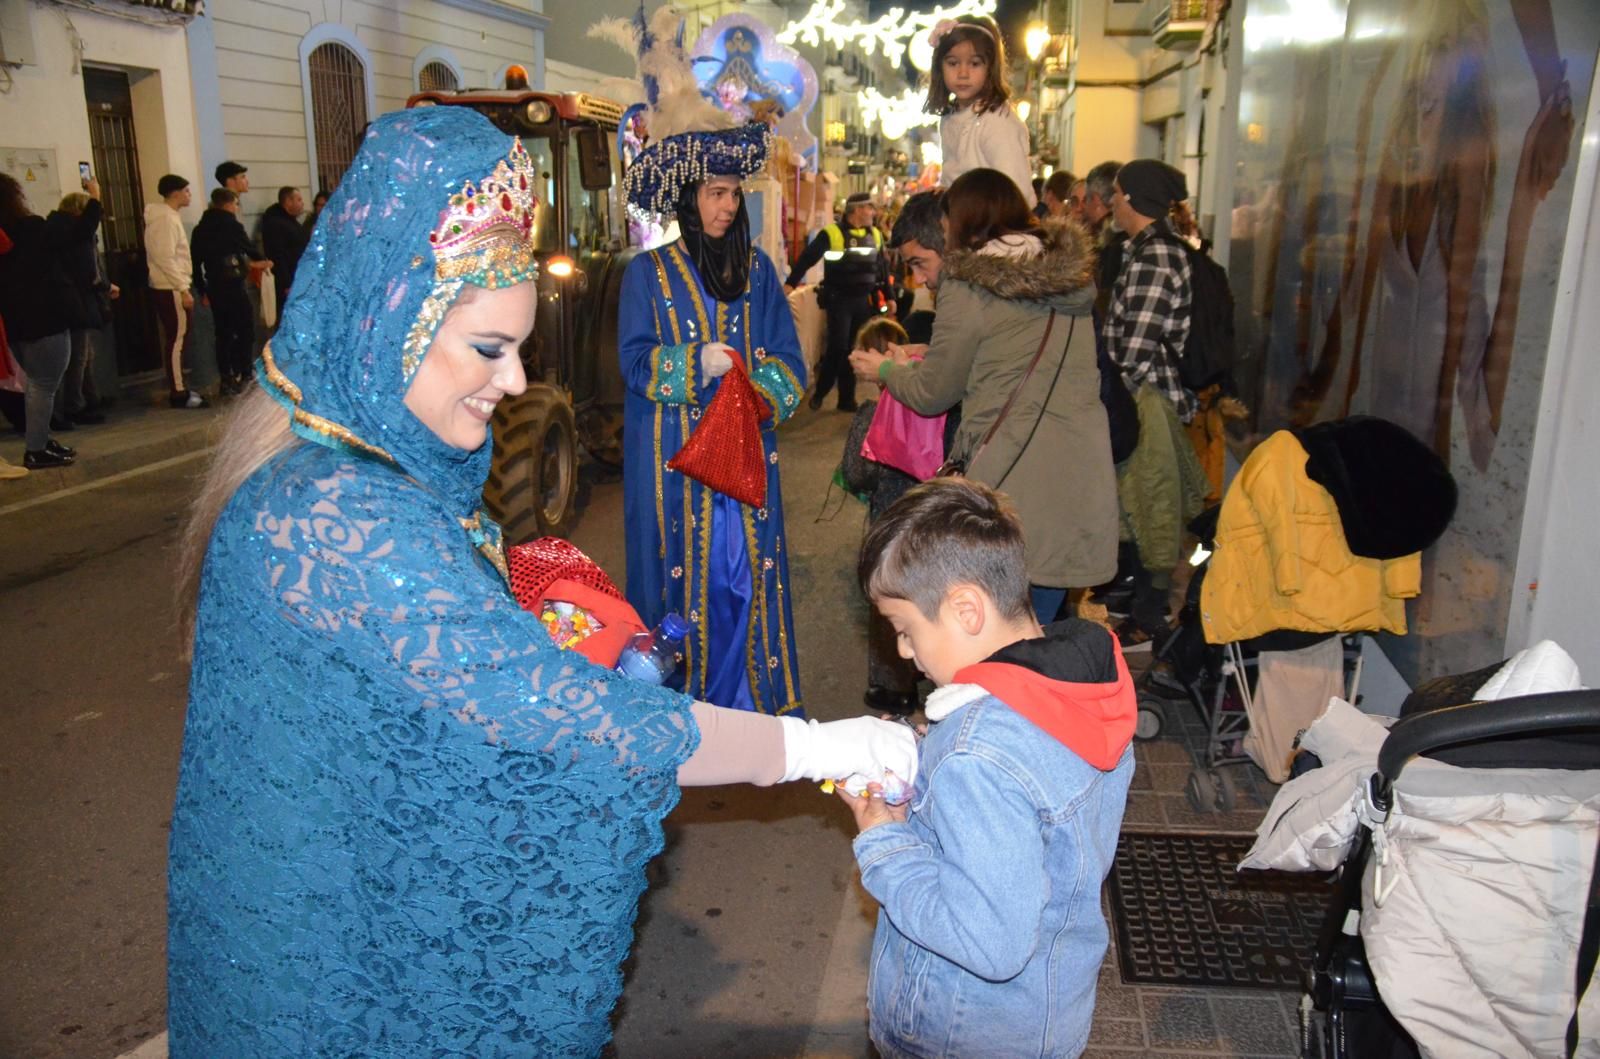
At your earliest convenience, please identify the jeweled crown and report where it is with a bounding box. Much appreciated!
[427,138,540,287]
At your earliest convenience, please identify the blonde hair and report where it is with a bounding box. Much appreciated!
[57,191,90,215]
[176,385,300,650]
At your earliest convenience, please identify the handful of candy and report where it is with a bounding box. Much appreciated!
[821,768,914,806]
[538,599,605,650]
[820,714,920,805]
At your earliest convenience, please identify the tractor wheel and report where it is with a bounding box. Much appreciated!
[484,385,579,544]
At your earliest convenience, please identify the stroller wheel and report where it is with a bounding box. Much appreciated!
[1214,768,1239,812]
[1185,767,1219,813]
[1134,696,1167,741]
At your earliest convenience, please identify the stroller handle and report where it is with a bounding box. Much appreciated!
[1373,689,1600,812]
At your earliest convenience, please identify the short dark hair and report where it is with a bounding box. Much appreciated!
[859,478,1032,622]
[1085,161,1121,205]
[209,188,237,208]
[889,190,945,253]
[854,316,908,353]
[277,185,299,205]
[922,16,1010,116]
[942,168,1037,252]
[157,174,189,198]
[1044,171,1075,201]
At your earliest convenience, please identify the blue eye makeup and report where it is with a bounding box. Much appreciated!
[473,344,507,360]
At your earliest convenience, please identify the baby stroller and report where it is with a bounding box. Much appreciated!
[1132,508,1368,814]
[1135,420,1457,813]
[1243,643,1600,1058]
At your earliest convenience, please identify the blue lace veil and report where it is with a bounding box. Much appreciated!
[259,107,533,514]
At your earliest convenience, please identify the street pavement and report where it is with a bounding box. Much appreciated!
[2,393,1312,1059]
[0,399,886,1059]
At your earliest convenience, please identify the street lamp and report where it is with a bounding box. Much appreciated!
[1024,21,1051,63]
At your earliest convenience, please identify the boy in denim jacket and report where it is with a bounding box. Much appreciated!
[841,478,1137,1059]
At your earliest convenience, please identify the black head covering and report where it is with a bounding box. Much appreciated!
[675,179,752,303]
[1116,159,1188,220]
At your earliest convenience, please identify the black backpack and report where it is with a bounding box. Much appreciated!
[1156,232,1235,391]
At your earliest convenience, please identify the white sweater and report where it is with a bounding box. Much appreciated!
[143,202,191,291]
[939,104,1036,208]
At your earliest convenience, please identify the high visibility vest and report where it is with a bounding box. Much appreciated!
[819,224,883,291]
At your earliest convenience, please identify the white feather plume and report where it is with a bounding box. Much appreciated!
[588,7,732,142]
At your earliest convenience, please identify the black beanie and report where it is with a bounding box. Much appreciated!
[1116,159,1187,220]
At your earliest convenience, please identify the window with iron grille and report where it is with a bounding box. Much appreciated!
[308,41,369,195]
[419,60,460,93]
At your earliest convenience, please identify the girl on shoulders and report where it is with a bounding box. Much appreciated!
[925,16,1036,208]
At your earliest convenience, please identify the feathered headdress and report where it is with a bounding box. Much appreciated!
[589,4,772,219]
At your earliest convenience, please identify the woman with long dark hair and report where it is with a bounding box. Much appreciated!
[0,172,98,467]
[617,157,810,715]
[852,167,1117,621]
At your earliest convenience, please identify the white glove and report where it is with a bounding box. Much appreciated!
[700,341,735,386]
[778,716,919,799]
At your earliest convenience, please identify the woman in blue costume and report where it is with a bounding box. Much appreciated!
[618,124,808,716]
[166,107,914,1058]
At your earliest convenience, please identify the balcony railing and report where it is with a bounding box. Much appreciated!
[1151,0,1217,51]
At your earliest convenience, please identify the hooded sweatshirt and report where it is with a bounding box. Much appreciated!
[854,617,1136,1059]
[932,618,1137,768]
[144,201,191,292]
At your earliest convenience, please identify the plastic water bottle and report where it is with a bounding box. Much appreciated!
[615,612,691,685]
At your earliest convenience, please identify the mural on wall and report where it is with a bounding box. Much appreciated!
[1231,0,1598,681]
[691,15,819,168]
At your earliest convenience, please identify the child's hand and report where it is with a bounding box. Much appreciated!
[836,783,908,833]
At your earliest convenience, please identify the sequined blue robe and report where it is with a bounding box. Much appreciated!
[619,242,806,715]
[167,109,701,1058]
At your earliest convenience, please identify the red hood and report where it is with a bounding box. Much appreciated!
[952,637,1136,770]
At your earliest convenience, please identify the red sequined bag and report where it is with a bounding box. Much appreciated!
[506,538,647,667]
[668,354,770,508]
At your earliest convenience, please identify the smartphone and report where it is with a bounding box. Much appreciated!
[79,161,92,189]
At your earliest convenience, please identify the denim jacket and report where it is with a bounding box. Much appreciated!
[854,679,1134,1059]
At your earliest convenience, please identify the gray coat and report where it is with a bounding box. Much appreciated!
[883,220,1118,587]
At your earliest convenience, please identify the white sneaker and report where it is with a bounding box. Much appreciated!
[0,456,27,480]
[182,391,208,409]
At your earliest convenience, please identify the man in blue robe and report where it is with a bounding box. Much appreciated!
[618,125,807,716]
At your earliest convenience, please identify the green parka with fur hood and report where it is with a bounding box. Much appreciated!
[880,218,1119,588]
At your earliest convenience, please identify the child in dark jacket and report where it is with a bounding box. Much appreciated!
[842,477,1136,1059]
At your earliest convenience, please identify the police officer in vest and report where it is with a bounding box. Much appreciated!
[786,192,887,412]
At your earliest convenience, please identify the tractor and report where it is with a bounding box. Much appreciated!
[407,69,639,542]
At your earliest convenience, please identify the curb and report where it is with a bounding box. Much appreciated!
[0,408,221,506]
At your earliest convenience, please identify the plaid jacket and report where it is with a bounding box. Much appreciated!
[1104,220,1196,421]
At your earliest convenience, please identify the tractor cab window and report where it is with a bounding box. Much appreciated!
[523,135,559,254]
[565,138,625,257]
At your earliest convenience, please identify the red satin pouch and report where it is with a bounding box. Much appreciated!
[667,355,768,508]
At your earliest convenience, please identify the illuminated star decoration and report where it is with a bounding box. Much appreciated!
[776,0,999,72]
